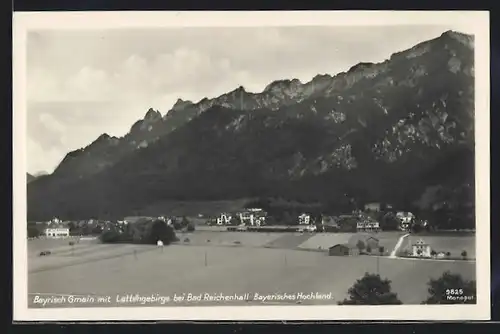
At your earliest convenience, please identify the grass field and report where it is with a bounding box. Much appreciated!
[28,231,476,308]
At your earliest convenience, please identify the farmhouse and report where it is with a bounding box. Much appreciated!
[44,227,70,238]
[328,244,359,256]
[396,211,415,231]
[298,213,311,225]
[412,239,431,258]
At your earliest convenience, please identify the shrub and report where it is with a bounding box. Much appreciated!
[461,250,468,259]
[366,245,372,253]
[69,241,75,246]
[446,252,451,257]
[187,223,195,232]
[184,237,190,243]
[431,250,437,256]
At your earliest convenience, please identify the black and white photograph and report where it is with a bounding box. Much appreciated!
[13,11,490,321]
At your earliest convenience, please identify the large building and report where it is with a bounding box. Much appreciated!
[356,220,380,232]
[44,227,70,238]
[237,208,267,226]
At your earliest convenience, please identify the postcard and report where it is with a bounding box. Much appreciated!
[12,10,490,321]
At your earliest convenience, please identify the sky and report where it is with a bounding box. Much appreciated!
[26,25,473,174]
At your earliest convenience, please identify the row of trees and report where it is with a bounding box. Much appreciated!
[99,219,178,245]
[339,271,476,305]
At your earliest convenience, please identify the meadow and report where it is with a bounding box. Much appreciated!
[27,231,476,308]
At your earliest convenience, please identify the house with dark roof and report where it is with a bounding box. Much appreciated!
[328,244,359,256]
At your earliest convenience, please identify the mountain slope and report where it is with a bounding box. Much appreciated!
[27,30,475,221]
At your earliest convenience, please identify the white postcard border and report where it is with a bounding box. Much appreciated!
[12,10,491,321]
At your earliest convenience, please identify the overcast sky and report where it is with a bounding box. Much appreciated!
[26,25,472,174]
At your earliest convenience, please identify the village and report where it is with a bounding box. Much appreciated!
[28,201,472,261]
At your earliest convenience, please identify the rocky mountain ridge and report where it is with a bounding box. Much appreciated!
[27,30,475,223]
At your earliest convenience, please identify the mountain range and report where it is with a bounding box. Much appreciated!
[27,30,475,223]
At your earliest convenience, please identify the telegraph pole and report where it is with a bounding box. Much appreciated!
[376,255,380,275]
[204,251,208,267]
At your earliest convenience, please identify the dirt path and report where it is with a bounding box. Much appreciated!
[389,233,410,258]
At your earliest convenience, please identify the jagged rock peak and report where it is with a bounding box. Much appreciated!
[144,108,161,119]
[263,78,303,92]
[96,133,111,141]
[312,73,332,80]
[172,98,194,110]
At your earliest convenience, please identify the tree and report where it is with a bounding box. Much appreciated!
[446,251,451,258]
[338,272,402,305]
[422,271,476,304]
[27,226,40,238]
[187,222,195,232]
[411,222,423,234]
[230,215,242,226]
[430,250,437,257]
[356,240,366,253]
[461,250,468,259]
[380,212,400,231]
[366,245,372,253]
[100,230,121,243]
[149,220,177,245]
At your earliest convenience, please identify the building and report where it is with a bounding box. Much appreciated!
[44,227,70,238]
[365,236,380,250]
[216,213,232,225]
[412,239,431,257]
[356,220,380,232]
[364,202,382,212]
[298,213,311,225]
[237,208,267,226]
[396,212,415,231]
[328,244,359,256]
[320,215,339,232]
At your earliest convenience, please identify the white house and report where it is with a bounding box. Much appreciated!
[396,211,415,230]
[298,213,311,225]
[237,208,267,226]
[356,220,380,232]
[412,239,431,257]
[45,227,70,238]
[216,213,232,225]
